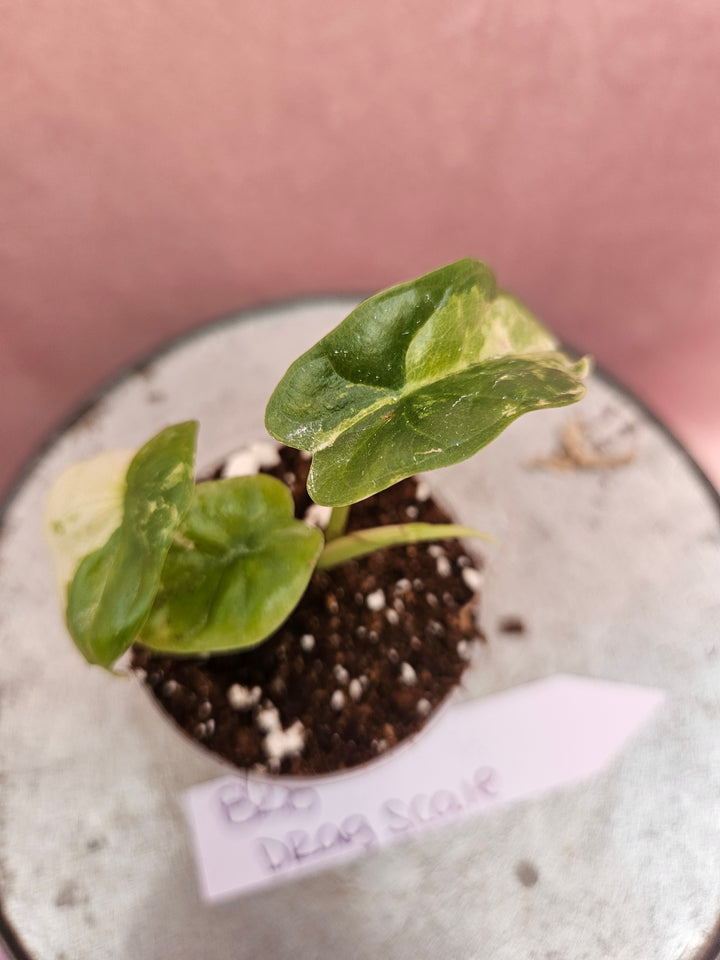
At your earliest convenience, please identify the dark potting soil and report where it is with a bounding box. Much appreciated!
[131,448,485,775]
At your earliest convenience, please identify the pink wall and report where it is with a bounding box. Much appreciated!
[2,0,719,498]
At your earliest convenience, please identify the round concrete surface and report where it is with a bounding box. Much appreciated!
[0,302,718,960]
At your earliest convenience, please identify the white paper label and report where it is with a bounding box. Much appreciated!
[183,674,663,902]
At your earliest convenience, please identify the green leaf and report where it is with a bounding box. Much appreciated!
[266,258,590,506]
[49,422,198,669]
[317,522,495,570]
[137,475,324,655]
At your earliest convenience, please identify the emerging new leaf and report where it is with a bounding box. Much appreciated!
[266,259,590,505]
[45,422,198,668]
[137,475,324,655]
[46,447,136,597]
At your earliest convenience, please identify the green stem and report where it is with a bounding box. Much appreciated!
[318,522,496,570]
[324,504,350,542]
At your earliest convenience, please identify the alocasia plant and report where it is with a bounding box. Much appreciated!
[46,259,589,670]
[265,259,588,505]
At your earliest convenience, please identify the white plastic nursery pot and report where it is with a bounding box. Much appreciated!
[0,299,719,960]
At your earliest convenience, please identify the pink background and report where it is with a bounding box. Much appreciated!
[1,0,719,501]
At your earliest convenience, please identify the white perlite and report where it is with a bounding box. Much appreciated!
[416,697,432,717]
[462,567,484,592]
[300,633,315,652]
[366,589,386,611]
[227,684,262,711]
[256,706,281,733]
[385,608,399,625]
[415,480,431,501]
[428,544,444,558]
[303,503,333,529]
[333,664,349,686]
[330,690,345,711]
[457,639,473,661]
[436,555,452,578]
[222,441,281,477]
[263,720,306,770]
[400,662,418,686]
[348,678,363,701]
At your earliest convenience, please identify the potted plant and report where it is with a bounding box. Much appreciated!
[45,258,589,775]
